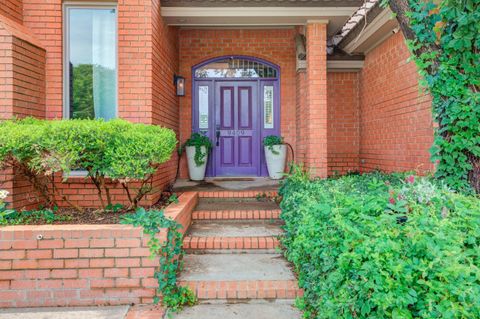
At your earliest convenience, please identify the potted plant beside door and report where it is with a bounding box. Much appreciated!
[263,135,287,180]
[183,133,213,181]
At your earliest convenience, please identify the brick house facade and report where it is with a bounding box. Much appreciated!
[0,0,434,209]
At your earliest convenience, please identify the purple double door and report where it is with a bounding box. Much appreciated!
[193,56,280,177]
[214,82,260,176]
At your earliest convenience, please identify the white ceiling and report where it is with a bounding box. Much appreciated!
[161,7,359,36]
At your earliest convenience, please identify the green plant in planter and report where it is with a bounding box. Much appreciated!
[263,135,284,155]
[182,133,213,166]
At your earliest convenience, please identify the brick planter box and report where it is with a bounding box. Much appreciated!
[0,192,197,308]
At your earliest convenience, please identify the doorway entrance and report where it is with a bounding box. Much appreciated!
[192,56,280,177]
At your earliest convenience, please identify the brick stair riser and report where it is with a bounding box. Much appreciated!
[179,280,302,300]
[183,236,280,250]
[198,191,278,198]
[192,210,281,220]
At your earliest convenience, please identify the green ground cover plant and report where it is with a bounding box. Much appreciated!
[120,207,196,312]
[280,167,480,318]
[0,118,177,211]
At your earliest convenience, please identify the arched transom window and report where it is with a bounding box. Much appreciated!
[194,57,278,79]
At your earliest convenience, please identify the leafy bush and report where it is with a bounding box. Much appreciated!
[181,133,212,166]
[0,118,177,210]
[280,168,480,318]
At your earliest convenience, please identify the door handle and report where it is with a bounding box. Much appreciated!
[216,129,221,147]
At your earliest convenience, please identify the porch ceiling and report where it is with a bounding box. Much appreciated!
[161,3,360,36]
[161,0,364,7]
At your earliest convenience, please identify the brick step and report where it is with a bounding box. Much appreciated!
[179,280,302,300]
[183,236,280,250]
[197,190,278,198]
[192,209,281,220]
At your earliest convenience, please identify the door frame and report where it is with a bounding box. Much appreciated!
[191,55,281,177]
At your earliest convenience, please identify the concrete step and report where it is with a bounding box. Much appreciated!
[178,253,301,300]
[180,254,294,282]
[183,220,282,250]
[188,220,283,237]
[169,300,302,319]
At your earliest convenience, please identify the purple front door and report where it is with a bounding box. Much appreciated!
[192,56,280,177]
[214,81,260,176]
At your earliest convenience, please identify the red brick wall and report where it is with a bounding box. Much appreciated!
[304,22,328,178]
[0,0,23,25]
[13,0,180,209]
[327,72,359,175]
[0,192,196,308]
[178,28,297,178]
[151,0,179,194]
[359,32,434,173]
[295,70,307,165]
[0,15,46,209]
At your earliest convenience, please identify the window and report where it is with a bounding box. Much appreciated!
[64,4,117,120]
[195,58,278,79]
[264,85,274,129]
[198,86,209,129]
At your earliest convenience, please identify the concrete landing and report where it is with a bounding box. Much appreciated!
[196,199,279,211]
[188,220,283,237]
[0,306,128,319]
[179,254,295,281]
[170,301,301,319]
[173,178,280,192]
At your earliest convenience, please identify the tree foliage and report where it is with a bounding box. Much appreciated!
[385,0,480,192]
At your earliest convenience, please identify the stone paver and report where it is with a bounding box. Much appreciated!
[180,253,295,281]
[170,301,301,319]
[0,306,129,319]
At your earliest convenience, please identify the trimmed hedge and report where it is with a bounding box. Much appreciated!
[280,169,480,318]
[0,118,177,210]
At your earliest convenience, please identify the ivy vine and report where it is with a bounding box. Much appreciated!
[181,133,213,166]
[382,0,480,193]
[120,208,197,312]
[263,135,284,155]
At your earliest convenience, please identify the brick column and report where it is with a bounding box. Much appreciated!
[305,21,328,178]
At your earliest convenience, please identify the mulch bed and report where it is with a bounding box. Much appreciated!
[16,189,176,225]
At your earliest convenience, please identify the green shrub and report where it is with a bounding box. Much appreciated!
[280,167,480,318]
[0,118,177,210]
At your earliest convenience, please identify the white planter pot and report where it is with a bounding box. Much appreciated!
[264,145,287,180]
[186,146,208,181]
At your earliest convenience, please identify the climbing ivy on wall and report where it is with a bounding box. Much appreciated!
[383,0,480,193]
[121,208,197,311]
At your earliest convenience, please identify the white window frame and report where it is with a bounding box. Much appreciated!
[63,2,119,119]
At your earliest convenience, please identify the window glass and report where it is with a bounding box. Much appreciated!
[195,58,277,78]
[67,7,117,120]
[264,86,274,129]
[198,86,209,129]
